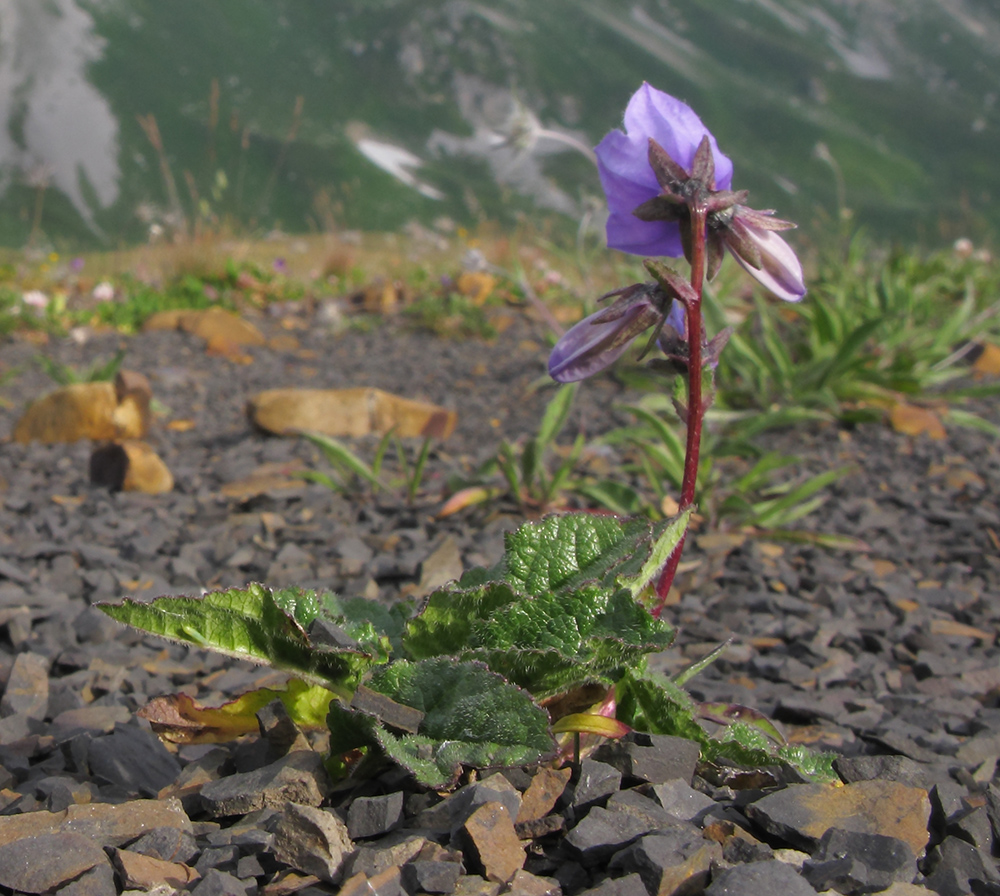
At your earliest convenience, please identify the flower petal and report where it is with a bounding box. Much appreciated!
[549,303,654,382]
[595,83,734,258]
[729,229,806,302]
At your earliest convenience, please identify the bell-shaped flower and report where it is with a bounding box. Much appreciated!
[713,206,806,302]
[595,82,733,258]
[548,283,682,383]
[595,82,805,301]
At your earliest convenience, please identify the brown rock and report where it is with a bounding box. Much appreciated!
[248,387,456,439]
[516,767,572,824]
[13,370,151,444]
[144,307,266,347]
[746,781,931,856]
[90,440,173,494]
[109,848,199,889]
[461,802,525,884]
[0,797,192,848]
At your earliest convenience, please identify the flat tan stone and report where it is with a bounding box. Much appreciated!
[110,848,199,889]
[13,370,151,444]
[0,798,192,848]
[248,387,456,440]
[144,307,265,347]
[90,440,173,494]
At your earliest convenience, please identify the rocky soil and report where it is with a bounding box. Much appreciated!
[0,303,998,895]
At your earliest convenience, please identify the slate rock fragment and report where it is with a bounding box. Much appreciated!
[347,791,405,839]
[87,721,182,796]
[650,778,717,823]
[706,860,818,895]
[0,831,111,893]
[188,868,255,896]
[571,758,622,811]
[745,780,931,855]
[199,749,330,816]
[801,827,916,894]
[0,651,50,719]
[923,835,1000,896]
[128,825,199,864]
[577,873,649,896]
[264,802,353,882]
[608,825,722,895]
[565,806,656,866]
[53,862,117,896]
[593,732,701,785]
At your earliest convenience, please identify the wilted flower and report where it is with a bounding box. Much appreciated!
[595,82,805,301]
[548,280,689,383]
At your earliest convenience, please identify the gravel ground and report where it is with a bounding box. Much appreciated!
[0,305,998,894]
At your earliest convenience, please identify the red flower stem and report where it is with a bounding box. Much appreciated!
[652,202,707,618]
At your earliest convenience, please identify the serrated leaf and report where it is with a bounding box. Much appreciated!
[98,584,388,695]
[619,510,691,600]
[404,583,674,698]
[327,659,555,788]
[501,512,657,595]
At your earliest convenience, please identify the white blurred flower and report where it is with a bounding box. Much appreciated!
[92,281,115,302]
[22,290,49,309]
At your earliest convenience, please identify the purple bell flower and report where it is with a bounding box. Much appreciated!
[548,284,684,383]
[595,83,805,302]
[596,82,733,258]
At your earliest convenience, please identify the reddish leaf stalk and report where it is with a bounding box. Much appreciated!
[652,202,708,618]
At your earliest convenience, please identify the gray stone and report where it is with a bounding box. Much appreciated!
[924,835,1000,895]
[200,749,330,816]
[448,774,522,830]
[0,651,49,719]
[608,826,722,896]
[650,779,717,822]
[342,831,429,878]
[834,754,937,790]
[565,806,660,866]
[706,860,818,895]
[403,859,463,894]
[128,825,199,864]
[189,869,254,896]
[194,845,241,874]
[571,759,622,810]
[348,791,405,839]
[87,722,182,797]
[0,832,110,893]
[577,873,648,896]
[54,861,117,896]
[947,805,995,853]
[801,827,916,894]
[593,733,701,785]
[265,801,353,882]
[606,788,677,830]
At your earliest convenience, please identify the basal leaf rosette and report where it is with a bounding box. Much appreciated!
[327,658,555,788]
[99,584,395,697]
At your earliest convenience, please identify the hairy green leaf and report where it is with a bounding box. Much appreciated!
[327,659,554,788]
[98,584,390,695]
[405,582,674,698]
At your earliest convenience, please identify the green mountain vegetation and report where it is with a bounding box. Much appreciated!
[1,0,997,248]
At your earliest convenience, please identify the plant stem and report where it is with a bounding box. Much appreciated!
[652,203,707,618]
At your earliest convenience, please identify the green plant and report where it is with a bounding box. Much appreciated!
[713,237,1000,419]
[441,383,583,516]
[99,511,833,788]
[402,290,497,340]
[298,430,433,504]
[34,348,126,385]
